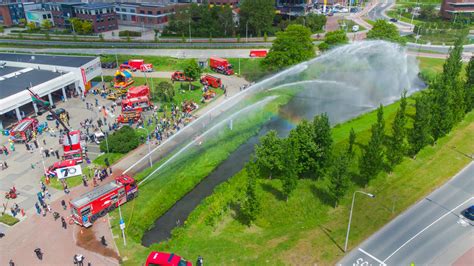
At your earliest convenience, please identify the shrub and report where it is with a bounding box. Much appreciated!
[118,30,142,37]
[318,42,329,51]
[0,26,4,33]
[100,126,140,153]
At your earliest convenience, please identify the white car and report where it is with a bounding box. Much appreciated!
[352,25,360,32]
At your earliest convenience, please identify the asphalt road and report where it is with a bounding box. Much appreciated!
[338,162,474,266]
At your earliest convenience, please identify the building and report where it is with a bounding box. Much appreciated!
[197,0,239,6]
[441,0,474,19]
[74,3,118,33]
[0,2,25,26]
[0,53,102,129]
[276,0,313,16]
[26,9,54,27]
[115,2,186,28]
[45,2,85,29]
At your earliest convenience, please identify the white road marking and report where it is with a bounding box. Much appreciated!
[358,248,387,266]
[383,196,474,263]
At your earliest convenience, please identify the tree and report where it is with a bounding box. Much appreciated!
[324,30,348,46]
[240,160,261,225]
[430,78,454,140]
[387,91,407,168]
[81,20,93,35]
[409,94,433,156]
[326,153,351,207]
[183,59,201,81]
[41,20,52,30]
[262,24,315,70]
[304,13,327,33]
[70,18,82,34]
[419,5,438,20]
[255,130,284,179]
[19,18,26,27]
[367,19,405,44]
[26,22,37,31]
[465,56,474,112]
[347,127,356,156]
[217,4,235,37]
[100,126,140,153]
[359,105,385,184]
[442,37,465,123]
[239,0,275,37]
[287,120,319,177]
[156,81,175,102]
[280,138,299,201]
[313,113,333,176]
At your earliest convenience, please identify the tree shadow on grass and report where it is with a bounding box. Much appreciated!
[260,182,286,201]
[309,184,334,206]
[319,225,344,253]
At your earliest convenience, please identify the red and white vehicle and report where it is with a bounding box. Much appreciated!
[9,118,38,142]
[171,71,193,82]
[145,252,192,266]
[200,74,222,88]
[122,96,153,111]
[209,57,234,75]
[62,130,85,163]
[128,59,153,72]
[120,64,137,72]
[46,159,77,177]
[70,175,138,227]
[126,85,150,99]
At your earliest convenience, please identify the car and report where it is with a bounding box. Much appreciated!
[145,252,192,266]
[352,25,360,32]
[36,104,56,115]
[461,205,474,221]
[389,18,398,23]
[46,108,67,121]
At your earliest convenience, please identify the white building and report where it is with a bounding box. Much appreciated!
[26,9,54,27]
[0,53,102,129]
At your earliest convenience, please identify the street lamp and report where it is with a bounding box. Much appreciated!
[138,127,152,168]
[344,191,375,252]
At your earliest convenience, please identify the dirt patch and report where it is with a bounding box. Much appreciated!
[76,225,121,262]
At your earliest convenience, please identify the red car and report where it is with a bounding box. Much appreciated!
[145,252,192,266]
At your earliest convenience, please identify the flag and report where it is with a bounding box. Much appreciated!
[30,92,50,107]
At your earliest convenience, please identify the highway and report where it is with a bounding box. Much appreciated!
[338,162,474,266]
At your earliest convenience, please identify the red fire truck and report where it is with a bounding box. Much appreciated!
[122,96,153,111]
[200,74,222,88]
[9,118,38,142]
[62,130,85,163]
[209,57,234,75]
[145,252,192,266]
[70,175,138,227]
[171,71,193,82]
[249,50,268,58]
[126,85,150,99]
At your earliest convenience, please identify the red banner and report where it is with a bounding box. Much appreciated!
[80,68,87,87]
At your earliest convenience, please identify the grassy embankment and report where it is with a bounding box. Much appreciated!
[107,56,474,264]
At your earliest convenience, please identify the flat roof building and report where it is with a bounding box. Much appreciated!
[441,0,474,19]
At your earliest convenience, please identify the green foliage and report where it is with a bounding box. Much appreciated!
[100,126,139,153]
[70,18,93,35]
[325,153,350,207]
[41,20,52,30]
[418,5,438,20]
[313,113,333,176]
[0,214,19,226]
[255,130,284,178]
[348,127,356,156]
[18,18,26,26]
[156,81,175,102]
[324,30,349,46]
[239,0,275,37]
[262,24,315,70]
[118,30,142,37]
[164,3,235,37]
[288,120,319,177]
[0,26,4,33]
[26,22,36,31]
[318,42,330,51]
[99,34,104,41]
[45,32,50,40]
[465,57,474,112]
[367,20,405,44]
[183,59,201,81]
[239,160,261,225]
[409,94,433,155]
[280,139,299,200]
[387,91,408,167]
[359,105,385,184]
[302,13,327,33]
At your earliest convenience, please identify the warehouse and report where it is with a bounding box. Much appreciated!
[0,53,102,129]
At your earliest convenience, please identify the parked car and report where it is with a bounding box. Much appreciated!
[46,108,67,121]
[390,18,398,22]
[36,104,56,115]
[461,205,474,221]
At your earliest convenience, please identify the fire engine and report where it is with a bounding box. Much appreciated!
[126,85,150,99]
[70,175,138,227]
[9,118,38,142]
[209,57,234,75]
[200,74,222,88]
[62,130,85,163]
[171,71,193,82]
[122,96,153,111]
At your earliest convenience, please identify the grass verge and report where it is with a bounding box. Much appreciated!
[0,213,20,226]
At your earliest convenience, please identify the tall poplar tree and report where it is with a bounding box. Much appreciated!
[359,105,385,184]
[313,113,333,176]
[240,159,261,225]
[326,153,350,207]
[464,56,474,112]
[409,95,433,156]
[387,92,407,167]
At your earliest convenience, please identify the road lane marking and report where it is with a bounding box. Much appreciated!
[358,248,387,266]
[383,196,474,263]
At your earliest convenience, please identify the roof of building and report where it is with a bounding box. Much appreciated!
[76,3,115,9]
[0,66,22,76]
[0,68,62,99]
[0,53,95,68]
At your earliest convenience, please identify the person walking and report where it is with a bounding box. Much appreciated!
[9,259,14,266]
[34,248,43,260]
[82,175,88,187]
[61,199,67,210]
[196,256,203,266]
[55,149,59,159]
[61,217,67,229]
[100,236,107,246]
[3,161,7,169]
[33,139,39,149]
[35,202,41,215]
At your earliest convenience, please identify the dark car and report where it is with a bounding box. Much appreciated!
[461,205,474,221]
[389,18,398,23]
[46,108,67,121]
[36,104,56,115]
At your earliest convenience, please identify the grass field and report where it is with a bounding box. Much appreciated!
[0,214,19,226]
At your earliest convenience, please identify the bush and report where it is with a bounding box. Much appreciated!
[118,30,142,37]
[100,126,140,153]
[0,26,4,33]
[318,42,330,51]
[91,76,114,82]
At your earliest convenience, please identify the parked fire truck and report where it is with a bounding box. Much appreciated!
[126,85,150,99]
[122,96,153,111]
[128,59,153,72]
[249,50,268,58]
[116,110,142,124]
[200,74,222,88]
[209,57,234,75]
[9,118,38,142]
[62,130,85,163]
[70,175,138,227]
[171,71,193,82]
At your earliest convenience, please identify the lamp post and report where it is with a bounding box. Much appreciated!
[344,191,375,252]
[138,127,152,168]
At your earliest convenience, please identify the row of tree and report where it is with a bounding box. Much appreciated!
[240,36,474,225]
